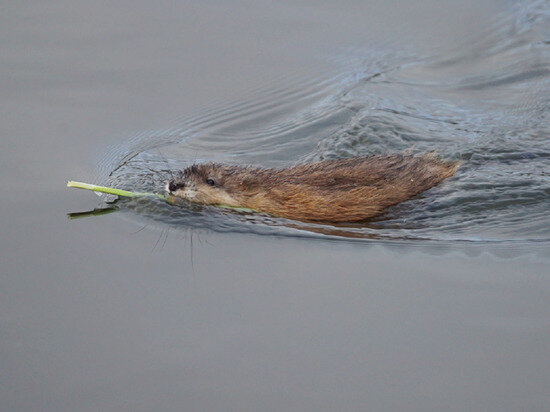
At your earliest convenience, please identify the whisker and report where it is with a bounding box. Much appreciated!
[152,228,165,252]
[156,148,174,182]
[130,224,149,235]
[161,227,170,250]
[189,232,195,274]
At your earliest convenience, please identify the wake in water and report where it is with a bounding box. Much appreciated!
[93,0,549,245]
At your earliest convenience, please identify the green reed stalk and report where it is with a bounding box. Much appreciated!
[67,181,165,199]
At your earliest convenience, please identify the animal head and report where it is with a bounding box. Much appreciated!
[166,163,255,206]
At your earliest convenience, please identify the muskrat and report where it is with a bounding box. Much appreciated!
[166,154,459,223]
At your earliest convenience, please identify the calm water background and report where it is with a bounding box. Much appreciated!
[1,1,549,411]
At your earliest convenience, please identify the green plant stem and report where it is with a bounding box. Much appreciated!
[67,181,165,199]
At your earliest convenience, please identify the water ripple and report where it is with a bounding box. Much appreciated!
[96,0,550,246]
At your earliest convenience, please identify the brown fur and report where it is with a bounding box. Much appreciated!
[167,154,459,223]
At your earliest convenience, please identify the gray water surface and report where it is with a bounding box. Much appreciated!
[1,1,549,411]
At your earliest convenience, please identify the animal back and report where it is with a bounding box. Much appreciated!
[252,155,459,222]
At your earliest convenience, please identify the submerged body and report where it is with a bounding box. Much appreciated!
[166,155,459,223]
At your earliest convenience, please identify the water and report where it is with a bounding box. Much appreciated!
[97,1,549,244]
[1,1,549,411]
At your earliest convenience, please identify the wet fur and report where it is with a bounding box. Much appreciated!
[168,155,459,223]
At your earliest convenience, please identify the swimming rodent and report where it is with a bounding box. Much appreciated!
[166,154,459,223]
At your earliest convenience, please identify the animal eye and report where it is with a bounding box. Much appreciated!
[206,178,216,186]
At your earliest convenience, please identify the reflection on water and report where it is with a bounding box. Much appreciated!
[90,0,550,245]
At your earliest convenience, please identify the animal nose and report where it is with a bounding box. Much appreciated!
[168,180,182,192]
